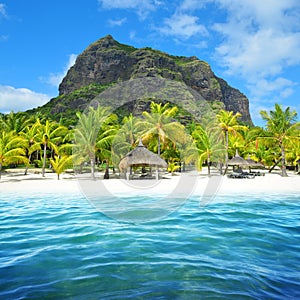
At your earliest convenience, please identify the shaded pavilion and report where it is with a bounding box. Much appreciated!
[246,156,264,172]
[228,150,249,171]
[119,139,168,180]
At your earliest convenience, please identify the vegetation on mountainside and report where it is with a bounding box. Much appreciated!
[54,35,253,125]
[26,83,114,126]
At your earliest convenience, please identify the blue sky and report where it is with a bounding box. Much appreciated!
[0,0,300,126]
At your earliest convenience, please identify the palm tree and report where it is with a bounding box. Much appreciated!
[37,119,68,177]
[260,104,300,176]
[119,113,140,147]
[254,143,277,170]
[0,111,33,134]
[216,110,248,174]
[74,109,98,179]
[167,158,181,175]
[0,131,28,179]
[74,105,115,179]
[96,125,118,179]
[19,120,41,175]
[138,102,186,156]
[111,114,143,167]
[286,138,300,172]
[227,125,260,160]
[150,102,178,117]
[50,155,74,180]
[185,121,225,175]
[242,127,274,170]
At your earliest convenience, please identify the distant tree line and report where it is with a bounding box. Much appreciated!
[0,101,299,179]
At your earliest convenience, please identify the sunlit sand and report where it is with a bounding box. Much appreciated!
[1,168,299,197]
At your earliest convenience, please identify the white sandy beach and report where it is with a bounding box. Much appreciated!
[0,168,299,197]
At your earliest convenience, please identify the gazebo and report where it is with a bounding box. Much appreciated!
[228,150,249,171]
[119,139,168,180]
[246,155,264,171]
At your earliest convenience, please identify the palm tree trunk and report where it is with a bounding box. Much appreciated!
[269,160,280,173]
[42,143,47,177]
[281,145,288,177]
[0,163,2,179]
[90,157,95,179]
[24,153,32,175]
[207,154,211,176]
[157,136,161,156]
[219,161,223,175]
[104,158,109,179]
[223,131,229,175]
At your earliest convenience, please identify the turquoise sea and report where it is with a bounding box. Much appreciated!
[1,191,300,299]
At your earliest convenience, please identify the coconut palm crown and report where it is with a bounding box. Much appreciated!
[260,103,300,177]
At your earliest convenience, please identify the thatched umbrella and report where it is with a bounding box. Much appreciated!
[228,150,249,171]
[246,156,264,170]
[119,139,168,179]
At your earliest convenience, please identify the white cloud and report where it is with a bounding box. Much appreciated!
[249,103,271,126]
[0,85,50,113]
[99,0,155,10]
[129,30,136,40]
[247,77,296,98]
[179,0,207,11]
[212,1,300,78]
[247,77,297,125]
[159,13,208,39]
[0,55,77,114]
[0,3,7,18]
[207,0,300,120]
[98,0,159,19]
[108,17,127,27]
[215,29,300,79]
[215,0,300,31]
[46,54,77,87]
[280,88,294,99]
[0,34,8,41]
[249,96,299,126]
[0,3,8,42]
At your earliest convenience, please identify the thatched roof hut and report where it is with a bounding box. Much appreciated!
[228,150,249,167]
[119,139,167,173]
[246,156,264,168]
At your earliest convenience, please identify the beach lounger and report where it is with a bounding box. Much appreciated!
[227,172,255,179]
[250,171,265,176]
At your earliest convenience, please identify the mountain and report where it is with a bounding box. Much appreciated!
[31,35,253,125]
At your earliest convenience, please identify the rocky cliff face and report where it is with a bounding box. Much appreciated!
[58,35,252,124]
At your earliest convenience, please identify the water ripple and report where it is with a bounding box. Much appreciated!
[0,193,300,299]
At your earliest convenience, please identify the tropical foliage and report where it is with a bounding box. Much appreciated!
[0,102,299,179]
[50,155,74,180]
[138,102,188,156]
[37,119,68,177]
[259,104,300,176]
[216,110,248,174]
[0,131,28,178]
[73,106,116,179]
[185,116,225,175]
